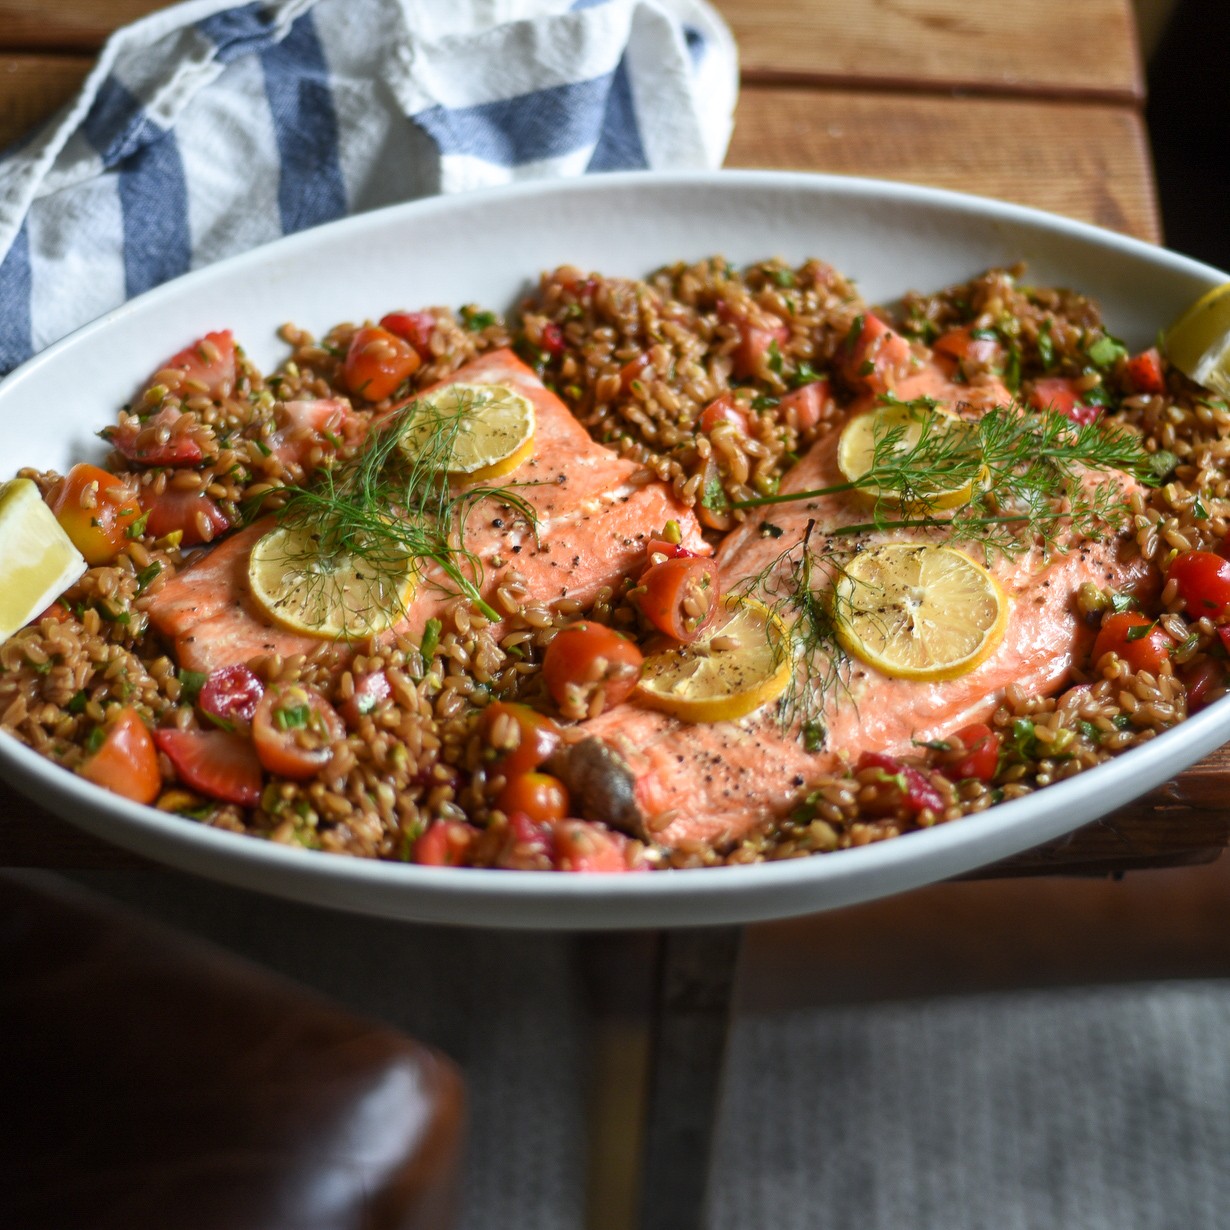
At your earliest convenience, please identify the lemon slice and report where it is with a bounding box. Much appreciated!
[1164,282,1230,398]
[636,595,792,723]
[837,402,977,510]
[400,382,535,482]
[248,522,418,640]
[833,543,1007,681]
[0,478,87,646]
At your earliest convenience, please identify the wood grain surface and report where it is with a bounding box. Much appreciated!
[718,0,1143,102]
[728,87,1160,240]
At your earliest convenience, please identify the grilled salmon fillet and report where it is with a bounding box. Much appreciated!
[143,350,705,673]
[554,367,1153,852]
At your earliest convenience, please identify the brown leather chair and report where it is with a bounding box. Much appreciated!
[0,872,465,1230]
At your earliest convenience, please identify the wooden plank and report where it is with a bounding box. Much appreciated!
[0,0,172,52]
[714,0,1143,103]
[0,56,90,147]
[727,86,1161,242]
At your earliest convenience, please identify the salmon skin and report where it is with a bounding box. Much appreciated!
[554,367,1152,853]
[143,350,704,674]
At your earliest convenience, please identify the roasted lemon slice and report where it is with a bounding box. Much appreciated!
[400,382,535,482]
[248,522,418,640]
[833,543,1007,681]
[837,401,977,510]
[0,477,87,646]
[636,595,792,723]
[1164,282,1230,398]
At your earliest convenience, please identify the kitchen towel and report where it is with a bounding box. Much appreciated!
[0,0,737,374]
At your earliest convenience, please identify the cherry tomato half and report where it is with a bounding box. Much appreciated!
[145,487,229,546]
[199,664,264,728]
[542,622,644,718]
[941,722,1001,782]
[699,393,750,436]
[480,701,562,778]
[343,325,421,402]
[1168,550,1230,620]
[1092,612,1172,675]
[153,727,263,807]
[1126,347,1165,395]
[379,310,436,358]
[855,751,946,815]
[49,463,143,565]
[1183,656,1227,713]
[498,772,571,824]
[553,820,634,873]
[1027,377,1100,426]
[413,819,479,867]
[637,556,721,643]
[252,683,346,779]
[80,707,161,805]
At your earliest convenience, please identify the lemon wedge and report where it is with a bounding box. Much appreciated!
[1163,282,1230,398]
[248,522,418,640]
[837,401,977,510]
[833,543,1007,681]
[636,595,792,723]
[400,382,535,483]
[0,478,87,646]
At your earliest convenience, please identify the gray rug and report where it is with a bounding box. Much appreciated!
[65,870,1230,1230]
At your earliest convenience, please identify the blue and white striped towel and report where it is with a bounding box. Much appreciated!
[0,0,736,374]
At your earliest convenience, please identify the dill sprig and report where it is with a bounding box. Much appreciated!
[734,396,1166,558]
[268,393,537,624]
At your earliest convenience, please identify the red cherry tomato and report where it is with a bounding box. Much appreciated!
[1092,612,1172,675]
[379,310,436,358]
[1027,377,1100,425]
[619,353,652,394]
[716,299,790,380]
[498,771,571,824]
[553,820,634,873]
[145,487,229,546]
[343,325,422,402]
[1183,656,1227,713]
[199,664,264,728]
[153,727,263,807]
[778,379,832,431]
[105,405,204,467]
[80,707,161,805]
[48,463,143,565]
[542,622,644,716]
[539,321,565,356]
[251,683,346,779]
[1168,550,1230,619]
[933,326,1002,368]
[637,556,721,642]
[480,701,562,777]
[156,330,236,400]
[1126,347,1165,394]
[942,722,1001,782]
[842,313,913,394]
[856,751,946,815]
[413,819,479,867]
[699,393,751,436]
[338,670,392,727]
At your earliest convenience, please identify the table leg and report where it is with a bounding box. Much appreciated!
[638,925,744,1230]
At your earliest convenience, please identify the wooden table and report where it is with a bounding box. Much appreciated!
[0,4,1225,1228]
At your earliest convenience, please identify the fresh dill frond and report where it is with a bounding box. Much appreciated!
[734,398,1157,559]
[267,392,538,625]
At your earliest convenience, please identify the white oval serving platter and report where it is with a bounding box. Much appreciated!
[3,170,1228,930]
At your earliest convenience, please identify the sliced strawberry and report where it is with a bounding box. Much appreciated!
[146,488,229,546]
[106,405,204,467]
[157,330,236,400]
[413,820,479,867]
[153,728,263,807]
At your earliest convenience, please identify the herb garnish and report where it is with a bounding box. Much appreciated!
[263,392,537,624]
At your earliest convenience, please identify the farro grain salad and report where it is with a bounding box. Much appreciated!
[3,258,1230,872]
